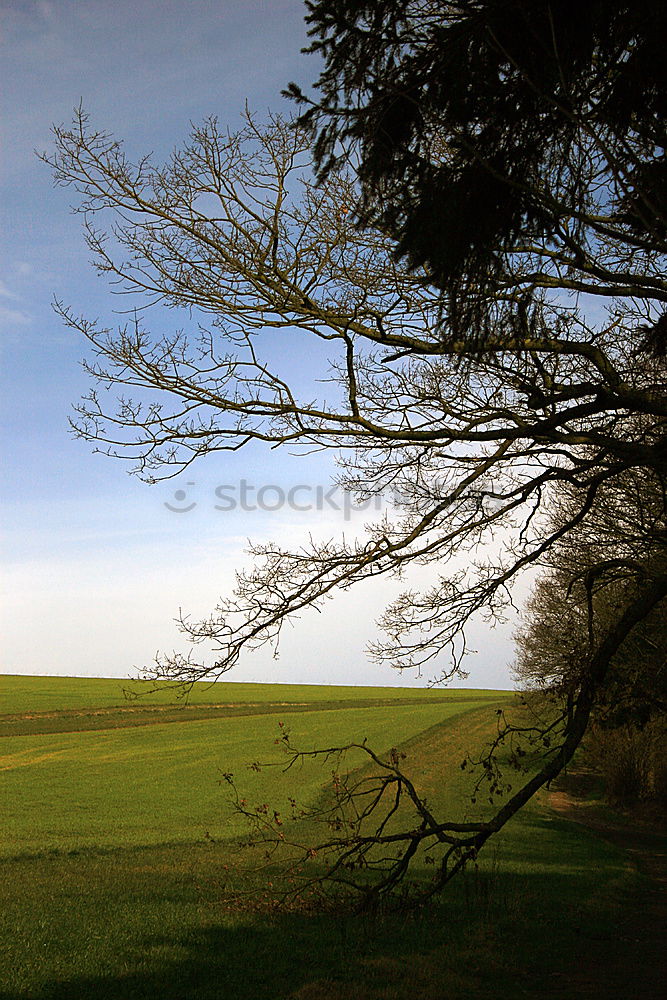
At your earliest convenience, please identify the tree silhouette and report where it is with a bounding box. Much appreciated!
[44,99,666,902]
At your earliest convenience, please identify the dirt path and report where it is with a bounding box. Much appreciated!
[548,771,667,997]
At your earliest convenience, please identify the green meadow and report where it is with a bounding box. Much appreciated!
[0,675,638,999]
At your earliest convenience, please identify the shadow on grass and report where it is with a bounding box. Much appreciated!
[0,877,628,1000]
[1,912,447,1000]
[1,921,347,1000]
[0,810,645,1000]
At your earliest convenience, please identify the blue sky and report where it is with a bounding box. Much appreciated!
[0,0,517,688]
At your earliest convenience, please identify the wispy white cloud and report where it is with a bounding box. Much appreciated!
[0,278,34,329]
[0,303,32,327]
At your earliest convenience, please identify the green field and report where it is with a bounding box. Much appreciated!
[0,675,637,999]
[2,674,505,713]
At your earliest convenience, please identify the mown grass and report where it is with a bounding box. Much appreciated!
[0,676,634,999]
[1,695,494,856]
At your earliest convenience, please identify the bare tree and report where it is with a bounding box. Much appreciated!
[44,108,667,903]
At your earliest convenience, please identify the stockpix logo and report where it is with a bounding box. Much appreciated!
[164,479,385,521]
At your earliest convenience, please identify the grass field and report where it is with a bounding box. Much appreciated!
[0,675,638,999]
[2,674,506,713]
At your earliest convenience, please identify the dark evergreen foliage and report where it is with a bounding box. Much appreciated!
[289,1,667,337]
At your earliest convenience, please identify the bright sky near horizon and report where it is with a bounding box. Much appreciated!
[0,0,518,690]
